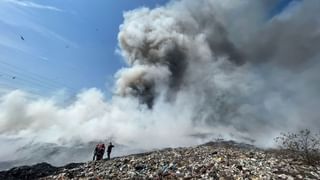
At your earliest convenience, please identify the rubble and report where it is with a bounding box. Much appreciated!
[1,141,319,179]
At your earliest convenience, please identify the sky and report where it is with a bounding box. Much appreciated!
[0,0,169,97]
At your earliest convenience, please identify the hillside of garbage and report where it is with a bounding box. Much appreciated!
[1,141,319,180]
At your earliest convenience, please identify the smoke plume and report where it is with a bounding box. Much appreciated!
[1,0,320,168]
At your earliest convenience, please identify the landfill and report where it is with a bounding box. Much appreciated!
[37,141,320,180]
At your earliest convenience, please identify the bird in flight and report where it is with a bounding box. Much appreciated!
[20,35,25,41]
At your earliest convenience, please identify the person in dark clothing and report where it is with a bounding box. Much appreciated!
[93,143,105,161]
[107,142,114,160]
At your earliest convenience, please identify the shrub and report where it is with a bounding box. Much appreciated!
[275,129,320,165]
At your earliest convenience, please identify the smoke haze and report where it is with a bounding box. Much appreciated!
[1,0,320,169]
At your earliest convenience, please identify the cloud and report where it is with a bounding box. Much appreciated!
[3,0,62,12]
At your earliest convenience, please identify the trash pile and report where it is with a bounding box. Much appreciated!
[1,141,319,179]
[40,141,320,180]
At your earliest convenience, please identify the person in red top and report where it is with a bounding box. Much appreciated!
[93,143,105,160]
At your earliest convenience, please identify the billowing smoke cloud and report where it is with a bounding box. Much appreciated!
[1,0,320,168]
[116,0,320,136]
[116,0,247,107]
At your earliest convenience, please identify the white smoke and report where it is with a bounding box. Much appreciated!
[1,0,320,168]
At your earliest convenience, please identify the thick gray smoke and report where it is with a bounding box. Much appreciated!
[1,0,320,169]
[116,0,320,138]
[116,0,246,107]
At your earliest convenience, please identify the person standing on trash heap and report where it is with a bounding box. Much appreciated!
[107,142,115,160]
[93,143,105,161]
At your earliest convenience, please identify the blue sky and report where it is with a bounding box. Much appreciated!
[269,0,301,18]
[0,0,295,98]
[0,0,169,97]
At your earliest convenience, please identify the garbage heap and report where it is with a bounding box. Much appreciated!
[41,141,320,180]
